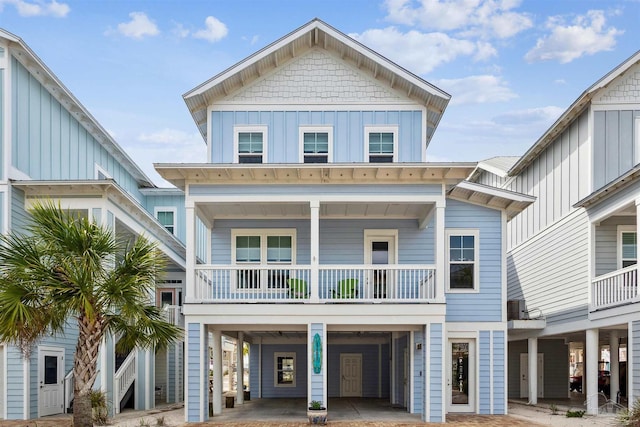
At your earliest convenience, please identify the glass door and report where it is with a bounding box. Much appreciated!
[447,339,475,413]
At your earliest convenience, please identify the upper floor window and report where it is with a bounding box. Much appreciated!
[299,126,332,163]
[446,229,479,292]
[618,226,637,268]
[365,126,398,163]
[234,126,267,164]
[155,207,176,235]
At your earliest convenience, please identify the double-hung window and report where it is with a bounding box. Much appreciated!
[274,352,296,387]
[618,226,637,268]
[299,126,332,163]
[235,126,267,164]
[155,207,176,235]
[446,229,479,291]
[233,229,295,289]
[365,126,398,163]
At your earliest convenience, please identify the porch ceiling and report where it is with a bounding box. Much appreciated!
[197,200,434,223]
[154,162,476,190]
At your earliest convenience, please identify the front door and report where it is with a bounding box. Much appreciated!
[519,353,544,398]
[340,353,362,397]
[364,231,396,299]
[447,339,475,413]
[39,347,64,417]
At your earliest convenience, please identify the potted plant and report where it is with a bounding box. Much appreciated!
[307,400,327,425]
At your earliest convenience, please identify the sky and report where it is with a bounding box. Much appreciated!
[1,0,639,187]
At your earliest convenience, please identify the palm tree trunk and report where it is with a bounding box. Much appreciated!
[73,313,103,427]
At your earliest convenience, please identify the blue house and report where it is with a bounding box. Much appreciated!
[156,19,533,423]
[0,29,186,418]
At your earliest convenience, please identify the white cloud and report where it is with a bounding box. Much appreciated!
[0,0,69,17]
[492,106,564,125]
[554,79,566,85]
[114,12,159,39]
[384,0,532,39]
[525,10,623,63]
[350,27,497,74]
[193,16,228,43]
[171,22,190,39]
[434,75,517,105]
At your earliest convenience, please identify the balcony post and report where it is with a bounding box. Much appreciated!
[236,332,245,404]
[310,200,320,303]
[585,328,599,415]
[435,201,446,302]
[610,330,619,402]
[186,202,196,303]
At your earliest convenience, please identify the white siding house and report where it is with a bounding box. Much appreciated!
[473,49,640,415]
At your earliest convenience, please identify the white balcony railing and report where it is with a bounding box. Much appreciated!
[163,304,184,328]
[193,264,436,303]
[592,265,639,310]
[114,351,136,414]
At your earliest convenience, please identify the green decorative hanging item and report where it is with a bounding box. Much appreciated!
[312,333,322,374]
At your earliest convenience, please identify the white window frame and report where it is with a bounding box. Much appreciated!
[364,125,398,163]
[234,125,268,164]
[154,207,177,235]
[273,351,296,388]
[299,125,333,163]
[617,225,637,269]
[231,229,297,291]
[445,229,480,293]
[94,164,112,180]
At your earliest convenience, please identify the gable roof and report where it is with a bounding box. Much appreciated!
[0,29,155,188]
[183,18,450,145]
[509,49,640,177]
[467,156,519,182]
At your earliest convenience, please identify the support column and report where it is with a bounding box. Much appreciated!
[629,321,634,405]
[145,349,154,409]
[611,331,620,402]
[586,328,599,415]
[527,338,538,405]
[310,200,320,303]
[435,202,446,302]
[212,330,223,415]
[185,203,196,303]
[236,332,244,404]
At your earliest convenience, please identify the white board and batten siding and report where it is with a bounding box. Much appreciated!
[507,110,590,250]
[507,209,590,325]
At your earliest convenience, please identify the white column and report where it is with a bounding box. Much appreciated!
[145,349,154,409]
[212,330,223,415]
[610,331,620,402]
[391,332,397,404]
[310,200,320,302]
[236,332,244,404]
[629,321,634,405]
[586,328,599,415]
[435,202,446,302]
[186,203,196,303]
[527,338,538,405]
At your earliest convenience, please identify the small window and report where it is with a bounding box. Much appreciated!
[235,126,267,164]
[619,227,637,268]
[300,126,332,163]
[446,230,479,291]
[155,208,176,235]
[365,126,398,163]
[274,352,296,387]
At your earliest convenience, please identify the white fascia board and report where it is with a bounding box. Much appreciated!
[454,181,536,203]
[476,161,510,178]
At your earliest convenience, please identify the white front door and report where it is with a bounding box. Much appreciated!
[39,347,64,417]
[519,353,544,398]
[364,230,397,299]
[340,353,362,397]
[447,339,475,413]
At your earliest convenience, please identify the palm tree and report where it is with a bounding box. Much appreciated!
[0,202,181,427]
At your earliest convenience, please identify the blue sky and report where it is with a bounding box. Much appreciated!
[1,0,639,186]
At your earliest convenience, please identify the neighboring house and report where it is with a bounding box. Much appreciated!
[469,49,640,415]
[0,29,186,419]
[155,19,533,423]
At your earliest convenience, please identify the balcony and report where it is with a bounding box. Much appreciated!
[193,264,436,303]
[592,265,639,310]
[162,304,185,328]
